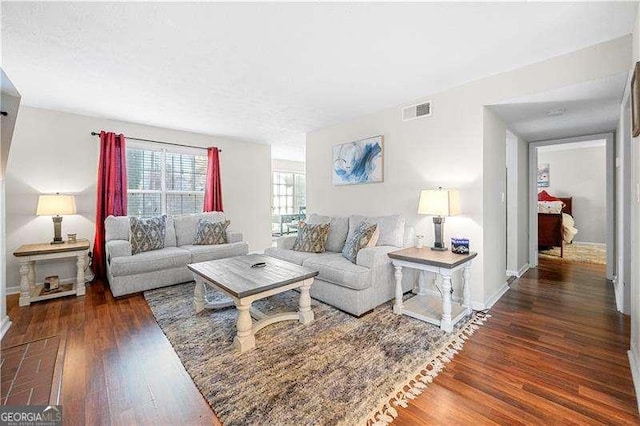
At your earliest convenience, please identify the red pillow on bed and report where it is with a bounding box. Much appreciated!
[538,190,561,202]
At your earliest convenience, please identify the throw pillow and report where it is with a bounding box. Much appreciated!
[292,222,330,253]
[342,222,378,263]
[194,219,230,245]
[366,226,380,248]
[130,215,167,255]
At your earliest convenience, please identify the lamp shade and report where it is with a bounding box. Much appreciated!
[36,194,76,216]
[418,188,461,216]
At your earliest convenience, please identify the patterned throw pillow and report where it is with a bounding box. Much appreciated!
[342,222,378,263]
[130,215,167,255]
[292,222,330,253]
[194,219,230,245]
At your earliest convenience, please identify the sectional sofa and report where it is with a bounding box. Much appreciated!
[264,214,413,316]
[104,212,249,297]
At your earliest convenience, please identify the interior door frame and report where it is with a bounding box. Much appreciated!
[528,132,615,280]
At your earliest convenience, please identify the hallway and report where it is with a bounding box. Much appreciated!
[396,258,639,424]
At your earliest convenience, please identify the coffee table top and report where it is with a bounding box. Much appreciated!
[188,254,319,299]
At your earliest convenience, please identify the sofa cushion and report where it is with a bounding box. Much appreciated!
[306,214,349,253]
[174,212,226,246]
[264,247,324,266]
[181,242,249,263]
[105,216,129,242]
[342,222,378,263]
[105,215,176,247]
[348,214,405,248]
[292,222,330,253]
[130,215,167,255]
[302,253,371,291]
[109,247,191,276]
[194,219,230,245]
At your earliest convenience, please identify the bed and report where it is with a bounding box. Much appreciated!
[537,194,578,258]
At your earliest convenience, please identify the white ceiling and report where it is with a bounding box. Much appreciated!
[2,2,637,161]
[490,72,629,142]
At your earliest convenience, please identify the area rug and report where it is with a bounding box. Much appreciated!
[144,282,487,425]
[539,242,606,265]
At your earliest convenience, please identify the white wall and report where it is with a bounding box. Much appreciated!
[628,3,640,413]
[517,135,529,272]
[482,108,508,301]
[306,36,631,309]
[538,145,606,243]
[0,70,21,338]
[5,106,272,291]
[506,129,529,277]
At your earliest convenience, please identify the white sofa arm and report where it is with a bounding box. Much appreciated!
[226,231,243,244]
[106,240,132,263]
[356,245,398,269]
[276,235,297,250]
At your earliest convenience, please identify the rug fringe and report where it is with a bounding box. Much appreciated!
[362,312,490,426]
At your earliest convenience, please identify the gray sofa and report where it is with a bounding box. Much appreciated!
[104,212,249,297]
[264,214,413,316]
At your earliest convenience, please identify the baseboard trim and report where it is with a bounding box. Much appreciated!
[471,283,509,311]
[517,264,530,277]
[506,264,530,278]
[571,241,606,246]
[0,315,12,341]
[628,348,640,414]
[6,285,19,295]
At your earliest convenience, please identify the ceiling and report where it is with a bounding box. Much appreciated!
[491,72,629,142]
[2,2,637,161]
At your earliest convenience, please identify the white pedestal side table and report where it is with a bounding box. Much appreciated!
[388,247,477,332]
[13,239,91,306]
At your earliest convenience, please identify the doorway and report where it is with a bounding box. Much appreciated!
[528,133,615,280]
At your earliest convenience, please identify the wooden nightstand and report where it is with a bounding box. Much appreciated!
[13,239,91,306]
[387,247,477,332]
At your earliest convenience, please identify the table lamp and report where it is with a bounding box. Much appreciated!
[418,187,461,251]
[36,194,76,244]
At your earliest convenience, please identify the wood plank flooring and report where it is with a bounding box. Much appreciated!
[395,259,639,425]
[2,258,638,424]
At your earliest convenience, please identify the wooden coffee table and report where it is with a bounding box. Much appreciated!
[188,254,319,353]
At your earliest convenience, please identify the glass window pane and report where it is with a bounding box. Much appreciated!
[127,193,162,217]
[166,193,204,215]
[127,148,161,191]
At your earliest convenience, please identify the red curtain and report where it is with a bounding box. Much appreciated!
[203,147,223,212]
[93,131,127,279]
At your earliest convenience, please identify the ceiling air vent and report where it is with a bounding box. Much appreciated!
[402,101,432,121]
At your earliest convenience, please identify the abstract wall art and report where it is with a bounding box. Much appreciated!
[332,135,384,186]
[537,163,550,187]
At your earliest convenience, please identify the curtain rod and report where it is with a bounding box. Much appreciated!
[90,132,221,152]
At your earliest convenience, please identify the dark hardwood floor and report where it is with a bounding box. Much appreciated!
[396,259,639,425]
[2,258,638,424]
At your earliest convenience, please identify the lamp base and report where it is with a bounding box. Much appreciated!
[51,215,64,245]
[431,216,448,252]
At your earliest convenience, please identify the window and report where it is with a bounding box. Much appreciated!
[127,145,207,217]
[272,171,305,215]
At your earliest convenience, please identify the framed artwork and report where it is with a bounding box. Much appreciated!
[537,163,550,188]
[332,135,384,185]
[632,61,640,138]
